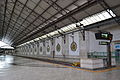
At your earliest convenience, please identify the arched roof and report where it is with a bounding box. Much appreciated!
[0,0,120,46]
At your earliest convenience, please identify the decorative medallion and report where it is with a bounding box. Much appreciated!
[71,41,77,51]
[40,47,42,52]
[47,45,50,52]
[56,43,61,52]
[35,48,36,52]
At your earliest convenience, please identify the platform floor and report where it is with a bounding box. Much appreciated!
[0,55,120,80]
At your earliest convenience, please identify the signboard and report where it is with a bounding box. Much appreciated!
[115,44,120,49]
[99,41,108,45]
[95,32,113,40]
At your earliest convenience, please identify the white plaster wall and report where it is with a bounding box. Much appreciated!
[24,46,26,55]
[45,40,51,55]
[26,45,29,55]
[107,26,120,41]
[28,45,31,55]
[62,35,69,56]
[21,47,23,54]
[33,43,36,55]
[35,43,39,55]
[30,44,33,55]
[19,47,23,54]
[17,25,120,58]
[19,47,23,55]
[104,26,120,51]
[55,37,62,56]
[68,32,80,56]
[24,46,26,54]
[88,31,107,52]
[79,31,107,58]
[32,44,35,55]
[82,26,120,53]
[23,46,26,55]
[35,43,38,55]
[27,46,29,55]
[22,46,24,55]
[79,31,88,58]
[43,41,46,55]
[39,42,43,55]
[20,48,22,55]
[51,39,55,55]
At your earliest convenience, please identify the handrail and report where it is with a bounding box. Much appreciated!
[88,52,117,58]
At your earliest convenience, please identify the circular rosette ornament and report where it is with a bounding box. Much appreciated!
[40,47,42,52]
[47,45,50,52]
[71,41,77,51]
[56,43,61,52]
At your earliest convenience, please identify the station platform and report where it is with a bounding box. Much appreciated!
[0,55,120,80]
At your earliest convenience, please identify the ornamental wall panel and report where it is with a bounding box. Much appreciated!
[45,40,51,55]
[68,32,80,56]
[55,37,63,56]
[39,42,44,55]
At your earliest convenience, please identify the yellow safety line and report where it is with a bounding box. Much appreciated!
[42,60,120,73]
[17,55,120,73]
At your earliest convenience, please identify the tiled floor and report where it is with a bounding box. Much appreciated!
[0,55,120,80]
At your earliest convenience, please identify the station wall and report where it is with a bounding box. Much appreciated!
[68,32,80,56]
[55,37,63,56]
[15,27,120,59]
[87,31,107,52]
[45,40,52,55]
[39,42,43,55]
[105,25,120,51]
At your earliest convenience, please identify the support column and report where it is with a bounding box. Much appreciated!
[79,31,88,58]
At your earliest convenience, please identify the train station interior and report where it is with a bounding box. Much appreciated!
[0,0,120,80]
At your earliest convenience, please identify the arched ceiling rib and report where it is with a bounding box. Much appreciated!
[0,0,120,46]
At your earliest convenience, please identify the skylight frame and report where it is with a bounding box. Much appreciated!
[18,9,116,47]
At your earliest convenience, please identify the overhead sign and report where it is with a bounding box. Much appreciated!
[95,32,113,40]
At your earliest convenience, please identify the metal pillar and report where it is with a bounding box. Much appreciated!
[107,41,112,67]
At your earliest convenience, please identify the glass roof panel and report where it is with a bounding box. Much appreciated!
[18,9,116,47]
[0,41,14,49]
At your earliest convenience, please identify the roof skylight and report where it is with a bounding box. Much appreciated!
[80,9,116,26]
[18,9,116,47]
[0,41,14,49]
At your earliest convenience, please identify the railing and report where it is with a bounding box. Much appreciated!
[88,52,120,63]
[88,52,117,58]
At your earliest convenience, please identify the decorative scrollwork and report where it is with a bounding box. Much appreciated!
[71,41,77,51]
[40,47,42,52]
[56,43,61,52]
[47,45,50,52]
